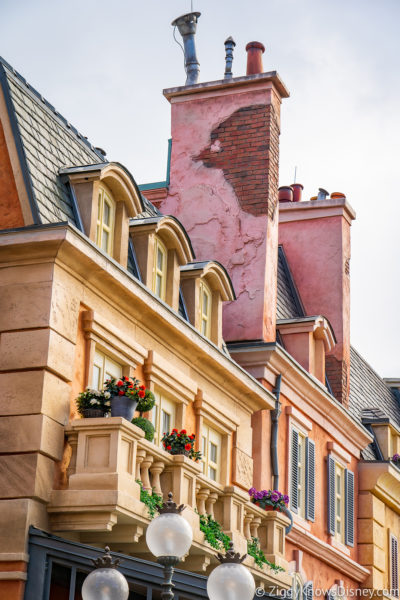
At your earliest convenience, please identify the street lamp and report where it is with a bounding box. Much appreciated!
[207,541,256,600]
[146,492,193,600]
[81,546,129,600]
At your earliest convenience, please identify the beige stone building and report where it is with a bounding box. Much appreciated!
[0,25,400,600]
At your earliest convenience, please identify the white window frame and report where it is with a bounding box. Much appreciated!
[151,391,176,447]
[92,348,123,390]
[153,237,167,301]
[199,280,212,338]
[96,185,115,255]
[201,424,222,482]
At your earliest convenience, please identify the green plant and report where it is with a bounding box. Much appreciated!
[198,513,231,551]
[136,480,163,519]
[132,417,155,442]
[162,429,202,461]
[247,537,284,573]
[136,389,156,414]
[75,388,111,416]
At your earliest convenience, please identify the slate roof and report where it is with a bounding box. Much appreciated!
[0,56,106,226]
[349,345,400,433]
[276,246,305,319]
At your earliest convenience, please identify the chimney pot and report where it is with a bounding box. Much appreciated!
[246,41,265,75]
[317,188,329,201]
[278,185,293,203]
[291,183,304,202]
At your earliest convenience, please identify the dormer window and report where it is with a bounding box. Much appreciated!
[180,261,235,348]
[59,162,144,269]
[199,281,211,337]
[96,186,115,254]
[153,238,167,301]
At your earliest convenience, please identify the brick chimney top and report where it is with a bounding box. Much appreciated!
[246,41,265,75]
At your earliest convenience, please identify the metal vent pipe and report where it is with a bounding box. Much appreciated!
[171,12,201,86]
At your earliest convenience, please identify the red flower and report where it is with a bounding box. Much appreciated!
[128,383,133,388]
[167,445,172,450]
[185,443,191,451]
[118,390,125,396]
[117,380,124,386]
[139,385,145,390]
[181,429,187,434]
[138,390,145,398]
[190,434,195,439]
[172,428,178,433]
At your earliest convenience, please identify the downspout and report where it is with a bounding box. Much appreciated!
[271,374,282,491]
[270,373,293,535]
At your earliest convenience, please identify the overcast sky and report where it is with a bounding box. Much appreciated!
[1,0,399,377]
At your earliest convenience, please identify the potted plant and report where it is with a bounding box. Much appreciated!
[391,453,400,466]
[132,388,156,441]
[76,388,111,418]
[161,429,202,461]
[248,488,289,512]
[104,376,141,421]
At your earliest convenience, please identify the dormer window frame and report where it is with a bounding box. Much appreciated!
[96,184,116,255]
[153,236,168,301]
[59,162,144,269]
[199,279,212,338]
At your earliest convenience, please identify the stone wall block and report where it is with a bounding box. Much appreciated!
[0,415,64,460]
[0,453,54,502]
[0,328,75,381]
[0,281,52,332]
[0,370,70,424]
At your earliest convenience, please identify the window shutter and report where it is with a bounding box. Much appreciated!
[291,429,299,513]
[305,438,315,522]
[303,581,314,600]
[391,534,399,597]
[345,469,354,547]
[327,455,335,535]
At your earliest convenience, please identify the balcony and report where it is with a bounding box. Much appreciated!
[49,417,292,591]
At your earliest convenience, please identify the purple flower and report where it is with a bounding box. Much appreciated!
[283,495,289,504]
[393,454,400,462]
[248,487,256,496]
[270,492,280,503]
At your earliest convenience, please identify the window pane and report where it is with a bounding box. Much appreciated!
[156,273,162,298]
[157,248,163,271]
[209,466,217,481]
[210,442,217,463]
[103,201,110,226]
[49,563,71,600]
[336,472,341,493]
[162,410,170,435]
[92,364,101,389]
[203,291,208,313]
[102,230,109,252]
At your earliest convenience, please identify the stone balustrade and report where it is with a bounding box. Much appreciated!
[49,417,292,590]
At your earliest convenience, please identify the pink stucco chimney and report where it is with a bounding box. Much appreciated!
[279,197,355,405]
[159,59,289,343]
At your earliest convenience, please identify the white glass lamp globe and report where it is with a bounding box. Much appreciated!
[81,567,129,600]
[207,562,256,600]
[146,512,193,558]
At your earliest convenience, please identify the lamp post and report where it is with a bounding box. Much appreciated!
[81,546,129,600]
[207,541,256,600]
[145,492,193,600]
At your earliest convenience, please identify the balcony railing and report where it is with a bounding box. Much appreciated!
[49,417,292,590]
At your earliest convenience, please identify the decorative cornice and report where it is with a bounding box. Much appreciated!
[279,197,356,225]
[288,523,370,582]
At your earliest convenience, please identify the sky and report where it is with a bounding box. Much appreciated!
[1,0,399,377]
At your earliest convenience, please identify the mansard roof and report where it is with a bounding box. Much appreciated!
[0,57,144,226]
